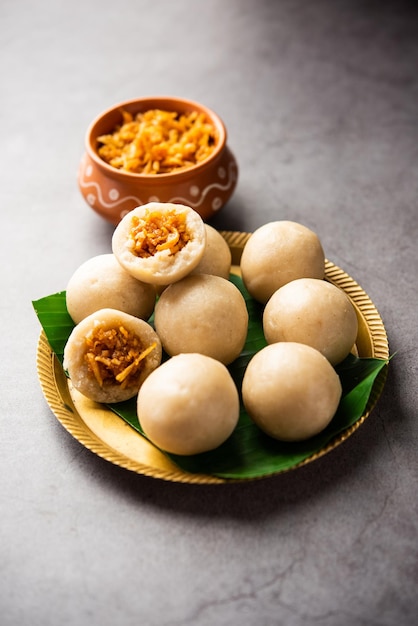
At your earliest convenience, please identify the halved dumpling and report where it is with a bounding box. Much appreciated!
[63,308,162,403]
[112,202,206,285]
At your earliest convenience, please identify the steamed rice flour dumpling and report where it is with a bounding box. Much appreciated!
[63,308,162,404]
[263,278,359,366]
[242,342,342,442]
[154,273,248,365]
[191,224,232,279]
[137,353,240,456]
[66,254,156,324]
[240,220,325,304]
[112,202,206,286]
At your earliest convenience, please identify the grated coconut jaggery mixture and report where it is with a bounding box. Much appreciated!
[84,325,156,389]
[129,209,190,258]
[97,109,217,174]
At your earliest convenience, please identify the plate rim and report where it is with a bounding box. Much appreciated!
[36,230,389,483]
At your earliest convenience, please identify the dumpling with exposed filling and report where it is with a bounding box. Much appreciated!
[63,308,162,403]
[112,202,206,285]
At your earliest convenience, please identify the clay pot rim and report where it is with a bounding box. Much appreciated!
[85,95,227,183]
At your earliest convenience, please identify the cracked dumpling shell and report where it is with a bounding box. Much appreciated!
[154,274,249,365]
[240,220,325,304]
[63,308,162,404]
[137,353,240,455]
[112,202,206,285]
[191,224,232,279]
[263,278,358,366]
[242,342,342,442]
[66,254,156,324]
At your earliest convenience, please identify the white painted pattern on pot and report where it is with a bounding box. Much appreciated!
[78,155,237,216]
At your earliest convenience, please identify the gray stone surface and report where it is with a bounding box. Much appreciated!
[1,1,417,624]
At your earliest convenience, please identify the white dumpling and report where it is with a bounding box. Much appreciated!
[263,278,358,365]
[137,353,240,455]
[242,342,342,442]
[66,253,156,324]
[154,273,248,365]
[240,220,325,304]
[191,224,232,279]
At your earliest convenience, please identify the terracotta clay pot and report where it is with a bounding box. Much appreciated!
[78,96,239,225]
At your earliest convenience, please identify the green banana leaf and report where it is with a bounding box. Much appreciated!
[33,275,388,479]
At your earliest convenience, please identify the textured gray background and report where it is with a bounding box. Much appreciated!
[1,1,417,625]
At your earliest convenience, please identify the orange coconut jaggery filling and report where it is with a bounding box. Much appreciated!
[84,325,156,389]
[97,109,217,174]
[129,209,190,258]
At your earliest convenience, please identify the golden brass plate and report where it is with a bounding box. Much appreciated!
[36,231,389,483]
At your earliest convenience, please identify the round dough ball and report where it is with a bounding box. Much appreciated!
[191,224,232,279]
[242,342,342,442]
[240,221,325,304]
[137,353,240,455]
[66,254,156,324]
[112,202,206,285]
[263,278,358,365]
[63,308,162,403]
[154,274,248,365]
